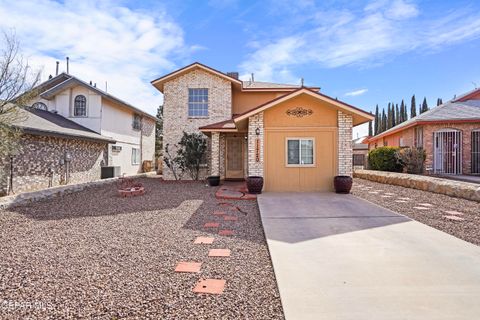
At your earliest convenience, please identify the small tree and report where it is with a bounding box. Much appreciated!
[163,143,181,180]
[175,132,207,180]
[396,147,426,174]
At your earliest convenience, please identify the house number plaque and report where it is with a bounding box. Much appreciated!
[286,107,313,118]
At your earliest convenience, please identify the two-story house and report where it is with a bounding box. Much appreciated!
[1,73,155,195]
[152,62,373,192]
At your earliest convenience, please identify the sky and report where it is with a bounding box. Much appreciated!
[1,0,480,137]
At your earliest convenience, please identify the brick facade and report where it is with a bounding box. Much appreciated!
[163,69,232,179]
[247,112,264,177]
[0,134,106,195]
[338,111,353,176]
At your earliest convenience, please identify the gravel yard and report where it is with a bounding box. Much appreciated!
[0,177,284,319]
[352,178,480,246]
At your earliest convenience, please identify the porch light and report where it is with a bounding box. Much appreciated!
[255,128,260,136]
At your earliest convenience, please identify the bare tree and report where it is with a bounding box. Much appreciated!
[0,30,41,194]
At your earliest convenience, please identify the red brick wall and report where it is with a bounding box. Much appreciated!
[368,126,415,150]
[422,123,480,174]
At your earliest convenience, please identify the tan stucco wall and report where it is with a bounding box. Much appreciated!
[232,89,285,115]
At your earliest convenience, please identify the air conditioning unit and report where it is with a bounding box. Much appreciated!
[112,145,122,152]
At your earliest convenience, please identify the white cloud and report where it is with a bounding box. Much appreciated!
[345,89,368,96]
[240,1,480,82]
[0,0,189,115]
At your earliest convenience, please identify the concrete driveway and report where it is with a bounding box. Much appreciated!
[258,193,480,320]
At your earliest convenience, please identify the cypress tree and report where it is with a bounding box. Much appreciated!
[368,120,373,136]
[381,109,387,133]
[400,100,405,123]
[374,104,379,135]
[387,103,392,129]
[395,104,399,126]
[421,97,428,113]
[437,98,443,106]
[411,94,417,118]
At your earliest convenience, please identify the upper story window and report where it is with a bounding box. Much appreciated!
[188,88,208,117]
[32,102,47,111]
[74,95,87,117]
[132,114,142,130]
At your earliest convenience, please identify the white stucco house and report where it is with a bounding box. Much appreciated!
[28,73,156,176]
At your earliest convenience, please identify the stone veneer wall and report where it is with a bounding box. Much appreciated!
[248,112,264,177]
[210,132,220,176]
[338,111,353,176]
[162,69,232,179]
[0,134,106,195]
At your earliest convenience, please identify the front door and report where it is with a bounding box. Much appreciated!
[225,137,244,179]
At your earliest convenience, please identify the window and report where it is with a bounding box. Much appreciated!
[286,138,314,166]
[414,127,423,148]
[132,114,142,130]
[132,148,141,165]
[32,102,47,111]
[188,88,208,117]
[74,95,87,116]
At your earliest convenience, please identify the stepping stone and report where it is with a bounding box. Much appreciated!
[368,191,378,194]
[175,262,202,273]
[398,197,411,200]
[194,237,214,244]
[213,211,226,216]
[395,200,407,203]
[443,215,464,221]
[375,190,384,192]
[219,229,234,236]
[444,210,464,216]
[204,222,220,228]
[224,215,238,221]
[193,279,226,295]
[381,195,392,198]
[413,206,430,210]
[208,249,231,257]
[384,193,395,196]
[418,203,433,207]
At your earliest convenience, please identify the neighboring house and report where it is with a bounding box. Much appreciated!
[27,73,156,176]
[152,62,373,191]
[0,105,115,195]
[366,88,480,175]
[353,136,369,169]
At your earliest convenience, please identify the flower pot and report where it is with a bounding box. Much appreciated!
[206,175,221,187]
[246,176,264,194]
[334,175,353,194]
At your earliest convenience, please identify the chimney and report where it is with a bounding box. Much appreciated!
[251,73,255,82]
[55,61,59,75]
[89,80,92,85]
[226,72,239,79]
[94,83,96,88]
[66,57,70,74]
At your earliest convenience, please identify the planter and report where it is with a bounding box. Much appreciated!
[206,175,221,187]
[334,175,353,194]
[246,176,264,194]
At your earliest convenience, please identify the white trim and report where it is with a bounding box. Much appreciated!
[285,137,316,168]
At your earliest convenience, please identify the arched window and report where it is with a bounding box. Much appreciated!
[74,95,87,116]
[32,102,48,111]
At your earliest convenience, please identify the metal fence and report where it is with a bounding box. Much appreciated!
[472,130,480,174]
[433,130,462,174]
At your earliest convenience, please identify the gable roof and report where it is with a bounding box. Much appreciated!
[1,105,115,143]
[367,99,480,142]
[453,87,480,102]
[233,87,374,126]
[34,73,155,120]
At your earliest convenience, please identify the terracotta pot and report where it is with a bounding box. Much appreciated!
[334,176,353,194]
[206,176,220,187]
[246,176,264,194]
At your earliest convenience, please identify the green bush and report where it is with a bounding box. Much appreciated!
[396,147,426,174]
[368,146,403,172]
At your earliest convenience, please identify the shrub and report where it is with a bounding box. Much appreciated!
[176,132,207,180]
[368,146,403,172]
[396,147,426,174]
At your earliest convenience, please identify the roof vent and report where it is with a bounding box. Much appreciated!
[226,72,239,79]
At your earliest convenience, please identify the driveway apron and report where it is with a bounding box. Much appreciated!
[258,192,480,320]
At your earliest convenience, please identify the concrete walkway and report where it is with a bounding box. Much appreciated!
[258,193,480,320]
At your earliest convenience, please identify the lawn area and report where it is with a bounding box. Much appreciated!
[0,177,284,319]
[353,178,480,246]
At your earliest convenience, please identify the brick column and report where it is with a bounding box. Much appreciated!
[248,112,264,177]
[338,111,353,176]
[210,132,220,176]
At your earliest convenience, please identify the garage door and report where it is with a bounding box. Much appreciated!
[264,129,337,192]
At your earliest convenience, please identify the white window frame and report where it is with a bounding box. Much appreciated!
[188,88,209,118]
[285,137,316,167]
[131,148,141,165]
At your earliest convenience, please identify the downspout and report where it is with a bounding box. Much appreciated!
[7,155,14,195]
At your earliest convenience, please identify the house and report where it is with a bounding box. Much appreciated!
[0,105,115,195]
[366,88,480,175]
[152,62,373,191]
[353,136,369,169]
[27,73,156,176]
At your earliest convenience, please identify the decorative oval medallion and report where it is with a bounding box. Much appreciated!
[286,107,313,118]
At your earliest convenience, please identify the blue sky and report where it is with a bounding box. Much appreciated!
[1,0,480,136]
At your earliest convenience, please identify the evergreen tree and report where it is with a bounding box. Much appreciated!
[400,100,405,123]
[421,97,429,113]
[403,99,408,120]
[437,98,443,106]
[410,94,417,118]
[374,104,379,135]
[394,103,399,126]
[386,103,392,129]
[381,109,387,133]
[368,119,373,136]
